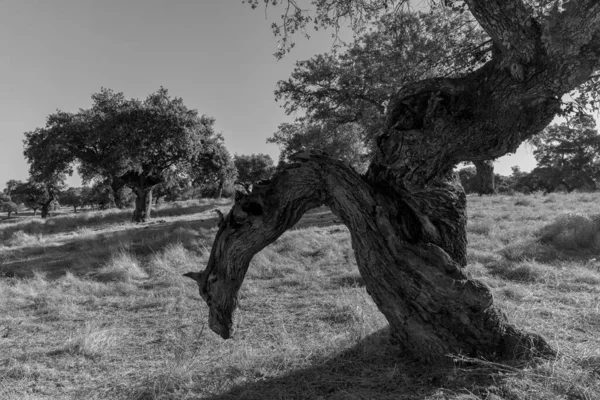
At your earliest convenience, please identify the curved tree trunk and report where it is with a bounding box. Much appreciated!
[185,0,600,362]
[473,160,496,195]
[186,155,553,362]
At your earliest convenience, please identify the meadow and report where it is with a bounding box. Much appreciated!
[0,193,599,400]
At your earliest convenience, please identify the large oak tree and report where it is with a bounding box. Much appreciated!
[185,0,600,362]
[24,88,222,222]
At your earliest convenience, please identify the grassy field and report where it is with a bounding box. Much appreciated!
[1,193,599,399]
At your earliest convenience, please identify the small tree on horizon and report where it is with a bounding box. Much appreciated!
[9,177,64,218]
[1,201,19,218]
[59,187,85,213]
[528,115,600,192]
[190,135,238,199]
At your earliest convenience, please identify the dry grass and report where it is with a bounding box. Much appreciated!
[1,194,599,399]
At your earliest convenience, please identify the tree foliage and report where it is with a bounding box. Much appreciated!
[190,135,238,198]
[1,202,18,218]
[528,115,600,192]
[233,154,276,186]
[59,187,86,213]
[24,87,224,222]
[9,177,64,218]
[271,6,490,178]
[269,121,369,172]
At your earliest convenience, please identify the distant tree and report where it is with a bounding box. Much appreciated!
[190,136,237,199]
[269,122,369,172]
[81,182,115,209]
[494,173,512,193]
[152,172,190,204]
[59,187,85,213]
[233,154,275,187]
[0,192,10,204]
[1,202,19,218]
[472,160,497,195]
[10,177,64,218]
[23,87,222,222]
[457,166,477,194]
[3,180,20,198]
[529,115,600,193]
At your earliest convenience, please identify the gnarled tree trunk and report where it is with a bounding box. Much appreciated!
[185,156,553,362]
[473,160,496,195]
[185,0,600,362]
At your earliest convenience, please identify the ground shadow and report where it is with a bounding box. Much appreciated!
[203,329,505,400]
[0,215,221,279]
[0,203,222,240]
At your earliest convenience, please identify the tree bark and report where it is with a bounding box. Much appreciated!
[186,155,553,362]
[40,203,50,219]
[185,0,600,362]
[216,180,224,199]
[473,160,496,195]
[132,187,153,223]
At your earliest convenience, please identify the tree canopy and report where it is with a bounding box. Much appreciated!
[24,87,225,222]
[526,115,600,192]
[190,135,238,198]
[269,121,369,171]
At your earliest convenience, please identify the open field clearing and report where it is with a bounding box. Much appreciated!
[1,193,600,399]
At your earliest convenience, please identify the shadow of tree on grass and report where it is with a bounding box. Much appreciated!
[203,329,501,400]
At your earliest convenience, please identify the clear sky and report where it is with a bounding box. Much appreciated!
[0,0,552,190]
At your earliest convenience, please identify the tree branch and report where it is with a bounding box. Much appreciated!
[464,0,538,63]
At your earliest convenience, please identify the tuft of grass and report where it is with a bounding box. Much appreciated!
[486,260,548,283]
[514,197,533,206]
[467,220,493,236]
[537,213,600,251]
[145,241,201,287]
[498,240,559,262]
[90,248,148,283]
[60,322,122,358]
[6,230,48,247]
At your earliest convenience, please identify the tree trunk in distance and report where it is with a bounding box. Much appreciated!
[110,180,124,209]
[216,181,224,199]
[473,160,496,195]
[132,187,153,222]
[40,203,50,219]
